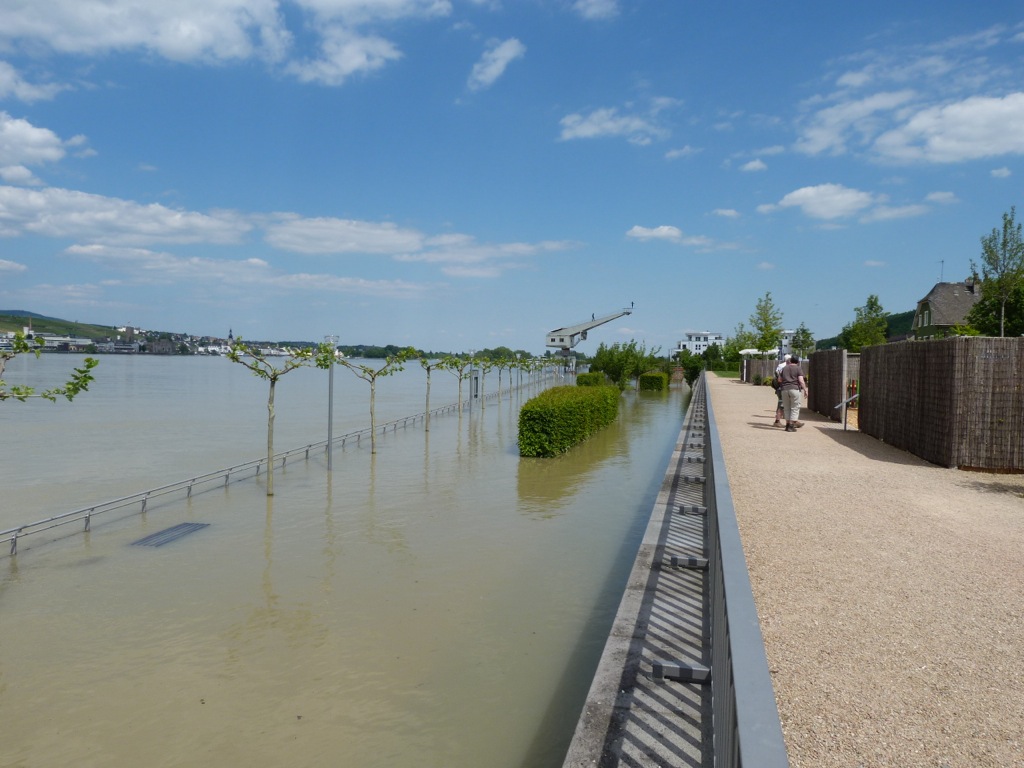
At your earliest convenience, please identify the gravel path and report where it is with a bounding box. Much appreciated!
[708,374,1024,768]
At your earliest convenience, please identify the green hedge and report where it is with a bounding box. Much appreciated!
[638,372,668,391]
[518,385,620,457]
[576,371,608,387]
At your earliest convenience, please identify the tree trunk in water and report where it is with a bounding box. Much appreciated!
[425,371,431,432]
[369,380,377,454]
[266,378,276,496]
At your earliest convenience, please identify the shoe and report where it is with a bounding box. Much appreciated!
[773,420,781,427]
[794,421,805,428]
[785,425,796,432]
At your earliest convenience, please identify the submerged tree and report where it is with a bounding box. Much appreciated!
[440,354,474,410]
[0,332,98,403]
[227,339,335,496]
[418,355,443,432]
[338,347,417,454]
[971,207,1024,337]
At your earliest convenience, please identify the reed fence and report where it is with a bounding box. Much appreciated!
[808,350,860,422]
[860,337,1024,471]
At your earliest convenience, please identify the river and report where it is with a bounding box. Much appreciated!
[0,354,687,767]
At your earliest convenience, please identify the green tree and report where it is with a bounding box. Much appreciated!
[971,207,1024,337]
[338,347,417,454]
[790,322,815,357]
[227,339,335,496]
[966,280,1024,337]
[590,340,659,390]
[440,354,474,410]
[418,355,442,432]
[0,332,98,402]
[840,295,888,352]
[701,343,723,366]
[723,322,757,362]
[750,292,784,355]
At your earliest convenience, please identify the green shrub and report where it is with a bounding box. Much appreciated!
[576,371,608,387]
[638,372,668,391]
[753,374,763,386]
[518,385,620,457]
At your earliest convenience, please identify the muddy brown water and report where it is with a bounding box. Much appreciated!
[1,355,688,767]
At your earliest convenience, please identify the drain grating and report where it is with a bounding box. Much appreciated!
[132,522,209,548]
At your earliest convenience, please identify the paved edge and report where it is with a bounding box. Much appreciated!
[561,391,708,768]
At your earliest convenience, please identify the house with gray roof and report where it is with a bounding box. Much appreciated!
[912,279,981,339]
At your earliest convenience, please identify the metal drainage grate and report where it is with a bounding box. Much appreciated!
[132,522,210,548]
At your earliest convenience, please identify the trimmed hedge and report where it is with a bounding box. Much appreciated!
[518,385,620,457]
[638,372,668,391]
[576,371,608,387]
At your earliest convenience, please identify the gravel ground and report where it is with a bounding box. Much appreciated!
[708,375,1024,768]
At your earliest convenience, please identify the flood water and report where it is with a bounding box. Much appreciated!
[1,354,688,768]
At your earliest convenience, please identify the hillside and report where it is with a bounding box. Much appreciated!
[816,309,915,349]
[0,312,120,340]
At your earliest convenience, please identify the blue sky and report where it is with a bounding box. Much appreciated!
[0,1,1022,353]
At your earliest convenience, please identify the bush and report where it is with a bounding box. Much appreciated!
[576,371,608,387]
[753,374,763,386]
[518,385,620,457]
[638,371,668,391]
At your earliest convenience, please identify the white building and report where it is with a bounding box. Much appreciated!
[676,331,725,355]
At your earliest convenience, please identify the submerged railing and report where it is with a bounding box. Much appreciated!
[701,371,789,767]
[2,372,559,557]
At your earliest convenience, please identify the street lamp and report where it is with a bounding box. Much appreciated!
[325,335,339,470]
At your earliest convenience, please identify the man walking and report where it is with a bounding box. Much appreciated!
[779,354,808,432]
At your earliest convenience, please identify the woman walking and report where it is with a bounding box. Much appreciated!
[779,354,809,432]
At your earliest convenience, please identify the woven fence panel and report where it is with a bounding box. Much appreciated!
[952,338,1024,470]
[860,338,1024,470]
[808,349,844,420]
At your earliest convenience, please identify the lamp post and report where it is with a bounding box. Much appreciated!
[325,335,339,470]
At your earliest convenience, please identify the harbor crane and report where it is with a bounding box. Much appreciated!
[546,307,633,362]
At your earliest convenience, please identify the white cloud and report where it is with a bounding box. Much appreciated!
[263,215,424,254]
[873,93,1024,162]
[756,261,774,270]
[0,258,27,272]
[626,225,715,249]
[665,145,699,159]
[394,234,572,277]
[284,25,402,85]
[572,0,619,20]
[0,62,66,102]
[66,243,427,297]
[774,183,876,220]
[560,106,669,145]
[864,260,886,267]
[795,90,916,156]
[0,185,251,244]
[712,209,740,218]
[0,1,454,86]
[0,112,69,167]
[860,204,929,222]
[991,167,1012,178]
[0,0,289,63]
[925,191,958,204]
[0,165,40,185]
[626,225,682,241]
[740,159,767,172]
[467,38,525,92]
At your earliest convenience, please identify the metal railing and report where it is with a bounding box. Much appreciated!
[702,371,790,767]
[2,372,558,557]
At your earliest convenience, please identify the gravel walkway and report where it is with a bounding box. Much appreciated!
[708,374,1024,768]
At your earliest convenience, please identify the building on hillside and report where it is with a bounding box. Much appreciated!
[913,280,981,339]
[676,331,725,355]
[147,338,178,355]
